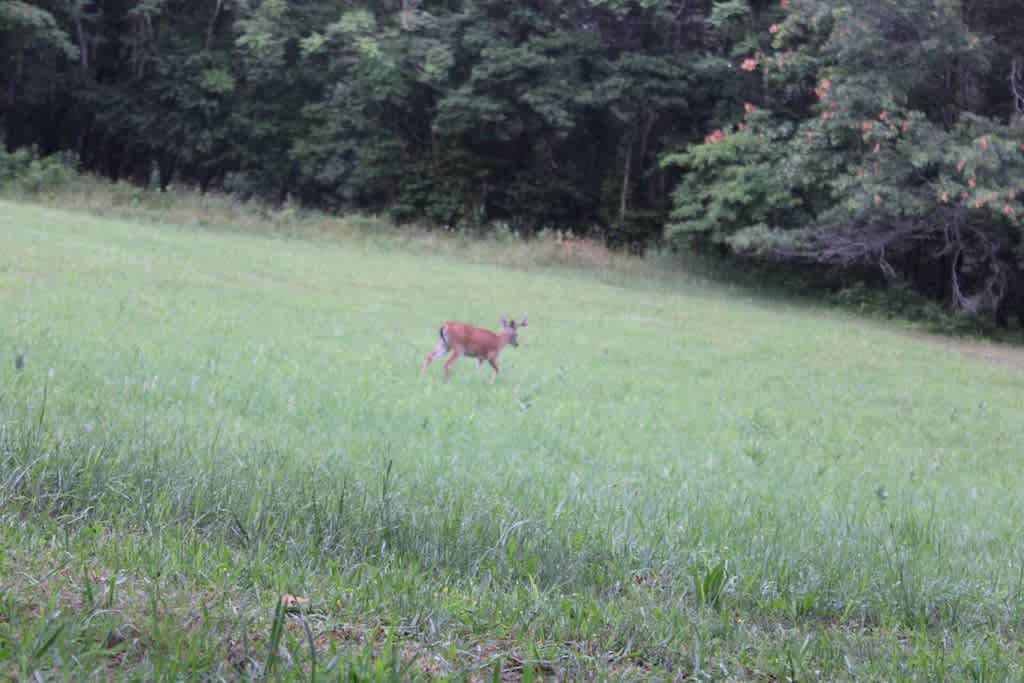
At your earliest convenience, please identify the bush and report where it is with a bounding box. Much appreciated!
[0,146,81,194]
[829,282,994,336]
[0,146,37,183]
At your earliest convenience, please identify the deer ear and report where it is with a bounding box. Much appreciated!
[519,316,528,327]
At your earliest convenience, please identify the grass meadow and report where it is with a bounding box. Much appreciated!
[2,195,1024,680]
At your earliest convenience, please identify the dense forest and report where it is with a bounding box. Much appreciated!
[3,0,1024,324]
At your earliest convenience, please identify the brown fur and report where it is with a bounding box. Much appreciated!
[421,317,527,383]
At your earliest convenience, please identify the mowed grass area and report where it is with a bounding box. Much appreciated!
[2,198,1023,681]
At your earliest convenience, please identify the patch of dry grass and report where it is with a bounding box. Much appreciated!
[12,176,659,285]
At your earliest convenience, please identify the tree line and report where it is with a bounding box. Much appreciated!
[3,0,1024,324]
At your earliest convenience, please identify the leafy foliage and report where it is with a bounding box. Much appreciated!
[4,0,1024,321]
[664,0,1024,324]
[663,107,800,248]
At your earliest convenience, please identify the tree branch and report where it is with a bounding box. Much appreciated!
[1011,56,1024,116]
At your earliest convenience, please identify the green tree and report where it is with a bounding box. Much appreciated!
[665,0,1024,323]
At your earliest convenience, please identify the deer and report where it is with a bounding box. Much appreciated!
[421,316,527,383]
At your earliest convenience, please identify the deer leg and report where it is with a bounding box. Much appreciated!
[443,350,462,383]
[488,358,499,383]
[421,339,448,375]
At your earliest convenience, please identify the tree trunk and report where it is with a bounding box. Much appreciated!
[74,9,89,79]
[206,0,223,51]
[199,169,213,194]
[619,127,635,230]
[430,128,441,170]
[76,113,93,163]
[106,142,122,182]
[118,144,133,181]
[637,108,658,205]
[1011,56,1024,120]
[158,153,176,191]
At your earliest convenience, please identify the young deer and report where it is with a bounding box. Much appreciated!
[421,317,527,383]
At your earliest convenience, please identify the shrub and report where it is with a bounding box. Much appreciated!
[0,146,82,194]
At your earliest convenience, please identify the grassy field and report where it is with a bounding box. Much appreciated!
[2,197,1023,681]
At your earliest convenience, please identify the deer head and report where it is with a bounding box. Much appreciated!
[500,316,528,347]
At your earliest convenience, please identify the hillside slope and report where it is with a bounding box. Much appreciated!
[2,200,1022,680]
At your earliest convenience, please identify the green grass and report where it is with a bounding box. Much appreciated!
[2,197,1023,681]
